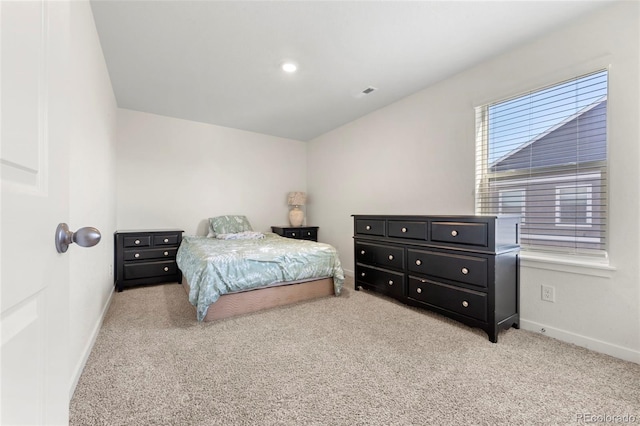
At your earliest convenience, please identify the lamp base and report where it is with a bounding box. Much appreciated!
[289,207,304,227]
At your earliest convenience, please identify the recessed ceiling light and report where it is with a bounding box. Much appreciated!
[282,62,297,73]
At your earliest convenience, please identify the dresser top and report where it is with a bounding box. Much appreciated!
[115,229,184,234]
[352,214,520,254]
[351,214,519,219]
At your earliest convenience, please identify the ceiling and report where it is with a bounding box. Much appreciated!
[90,1,615,141]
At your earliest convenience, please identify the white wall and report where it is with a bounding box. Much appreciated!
[68,0,118,396]
[116,110,307,236]
[307,2,640,362]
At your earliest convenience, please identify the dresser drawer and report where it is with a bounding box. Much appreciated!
[407,249,488,288]
[356,242,404,270]
[123,236,151,248]
[154,234,179,246]
[352,215,520,343]
[408,277,487,322]
[388,220,428,240]
[431,221,488,247]
[355,219,385,236]
[124,248,177,261]
[356,264,404,298]
[123,261,178,280]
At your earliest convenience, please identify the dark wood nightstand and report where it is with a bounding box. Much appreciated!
[271,226,319,242]
[114,229,183,292]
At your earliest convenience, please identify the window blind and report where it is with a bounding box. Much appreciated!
[475,70,608,256]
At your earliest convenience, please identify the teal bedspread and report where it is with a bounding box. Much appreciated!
[177,233,345,321]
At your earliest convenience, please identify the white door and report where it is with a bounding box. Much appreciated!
[1,1,71,424]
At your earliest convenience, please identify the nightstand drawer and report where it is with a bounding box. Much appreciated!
[123,236,151,248]
[407,249,488,288]
[299,228,317,240]
[154,234,179,246]
[271,226,319,242]
[408,277,487,321]
[124,248,177,261]
[284,229,305,239]
[123,261,178,280]
[431,221,488,247]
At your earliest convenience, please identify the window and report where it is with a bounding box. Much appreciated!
[475,70,607,256]
[555,184,592,227]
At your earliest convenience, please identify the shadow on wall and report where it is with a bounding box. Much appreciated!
[197,219,208,236]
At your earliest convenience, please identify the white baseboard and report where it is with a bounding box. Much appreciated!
[68,286,115,401]
[520,319,640,364]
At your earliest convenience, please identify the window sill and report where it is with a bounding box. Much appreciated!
[519,251,616,278]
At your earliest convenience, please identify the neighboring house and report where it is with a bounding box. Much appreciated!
[488,98,607,252]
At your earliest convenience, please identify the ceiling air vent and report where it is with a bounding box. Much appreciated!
[361,86,377,95]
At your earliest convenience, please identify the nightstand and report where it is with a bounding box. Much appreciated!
[271,226,319,242]
[114,229,183,292]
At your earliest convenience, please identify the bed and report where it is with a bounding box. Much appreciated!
[176,216,345,322]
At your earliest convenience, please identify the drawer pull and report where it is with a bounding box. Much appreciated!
[451,230,458,237]
[361,272,366,277]
[462,301,469,308]
[416,287,422,294]
[307,232,311,236]
[461,267,469,275]
[388,254,394,261]
[163,238,169,243]
[388,280,394,286]
[401,227,407,233]
[134,253,140,258]
[415,259,422,266]
[134,239,140,245]
[164,267,169,272]
[360,250,366,255]
[164,251,169,256]
[292,233,296,237]
[365,225,371,230]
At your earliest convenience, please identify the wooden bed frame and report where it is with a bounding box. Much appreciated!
[182,277,335,321]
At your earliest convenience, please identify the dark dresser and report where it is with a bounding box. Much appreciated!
[353,215,520,343]
[271,226,319,242]
[114,229,183,292]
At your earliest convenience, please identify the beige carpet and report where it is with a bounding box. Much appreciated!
[70,277,640,425]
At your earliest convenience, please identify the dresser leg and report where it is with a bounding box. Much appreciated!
[488,327,498,343]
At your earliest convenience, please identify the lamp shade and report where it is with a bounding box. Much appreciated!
[287,192,307,206]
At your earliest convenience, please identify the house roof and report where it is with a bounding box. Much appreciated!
[491,97,607,172]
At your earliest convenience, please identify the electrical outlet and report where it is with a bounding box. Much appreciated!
[541,284,555,302]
